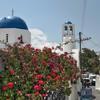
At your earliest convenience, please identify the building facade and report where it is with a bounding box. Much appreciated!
[62,21,76,53]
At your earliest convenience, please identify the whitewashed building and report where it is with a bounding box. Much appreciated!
[62,21,76,53]
[62,21,81,100]
[0,16,31,48]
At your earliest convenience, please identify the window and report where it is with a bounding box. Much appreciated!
[6,34,8,42]
[20,35,24,44]
[69,26,73,31]
[64,26,67,31]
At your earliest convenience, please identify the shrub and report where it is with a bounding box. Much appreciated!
[0,43,79,100]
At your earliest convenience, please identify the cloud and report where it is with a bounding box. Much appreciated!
[30,28,63,54]
[30,28,47,49]
[43,42,58,48]
[30,28,58,49]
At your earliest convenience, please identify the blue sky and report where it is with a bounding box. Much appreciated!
[0,0,100,51]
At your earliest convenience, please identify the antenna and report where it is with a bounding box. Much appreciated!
[12,8,14,16]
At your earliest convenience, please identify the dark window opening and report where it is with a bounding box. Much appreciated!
[20,35,24,44]
[69,26,73,31]
[64,26,68,31]
[6,34,8,42]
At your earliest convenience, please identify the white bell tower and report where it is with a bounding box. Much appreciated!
[62,21,76,53]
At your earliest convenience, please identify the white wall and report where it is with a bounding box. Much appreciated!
[72,49,80,69]
[72,49,82,91]
[95,75,100,91]
[0,28,31,46]
[63,35,76,53]
[68,49,82,100]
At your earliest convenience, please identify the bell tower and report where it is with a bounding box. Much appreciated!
[62,21,76,53]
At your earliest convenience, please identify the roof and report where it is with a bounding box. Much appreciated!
[0,16,28,30]
[65,21,72,24]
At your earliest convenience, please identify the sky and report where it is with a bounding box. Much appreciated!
[0,0,100,51]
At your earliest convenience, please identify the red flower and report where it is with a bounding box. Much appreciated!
[9,69,15,75]
[49,62,54,68]
[38,80,45,85]
[53,75,61,81]
[51,72,57,77]
[7,82,14,89]
[47,75,52,79]
[42,93,48,97]
[36,74,43,79]
[34,85,42,91]
[2,85,8,91]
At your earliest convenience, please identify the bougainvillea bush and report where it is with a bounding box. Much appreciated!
[0,43,79,100]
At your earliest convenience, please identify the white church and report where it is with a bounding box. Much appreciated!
[0,16,31,48]
[0,15,81,100]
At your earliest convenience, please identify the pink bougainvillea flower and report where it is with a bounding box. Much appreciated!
[38,80,45,85]
[34,85,42,91]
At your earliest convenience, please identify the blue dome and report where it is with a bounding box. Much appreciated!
[0,16,28,30]
[65,21,72,24]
